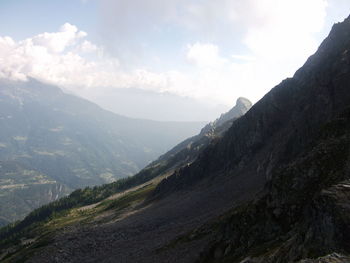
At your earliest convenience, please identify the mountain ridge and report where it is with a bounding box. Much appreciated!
[0,78,205,224]
[0,94,252,262]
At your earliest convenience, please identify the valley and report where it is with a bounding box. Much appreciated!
[0,78,205,224]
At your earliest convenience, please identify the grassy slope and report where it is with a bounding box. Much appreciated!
[0,176,160,262]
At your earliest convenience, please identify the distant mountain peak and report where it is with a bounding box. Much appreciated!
[197,97,252,137]
[236,97,252,110]
[209,97,252,129]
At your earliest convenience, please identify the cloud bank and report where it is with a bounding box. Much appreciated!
[0,0,344,107]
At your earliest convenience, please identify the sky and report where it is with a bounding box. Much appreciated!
[0,0,349,121]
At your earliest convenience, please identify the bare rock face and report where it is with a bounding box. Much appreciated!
[197,15,350,262]
[298,253,350,263]
[225,97,252,122]
[136,98,252,200]
[200,97,252,136]
[150,15,350,262]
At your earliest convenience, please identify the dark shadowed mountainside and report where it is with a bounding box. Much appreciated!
[142,96,252,183]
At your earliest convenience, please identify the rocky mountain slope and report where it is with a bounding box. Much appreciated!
[0,78,205,225]
[1,15,350,263]
[0,95,251,262]
[143,97,252,182]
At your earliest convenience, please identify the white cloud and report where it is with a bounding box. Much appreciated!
[31,23,86,53]
[0,24,117,88]
[78,40,99,53]
[241,0,327,59]
[0,0,344,110]
[0,25,184,101]
[93,0,332,104]
[231,55,256,62]
[186,43,226,68]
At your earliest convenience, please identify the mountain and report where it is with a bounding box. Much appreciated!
[1,15,350,263]
[145,97,252,180]
[0,78,205,225]
[0,95,252,261]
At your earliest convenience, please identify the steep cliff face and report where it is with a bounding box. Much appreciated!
[153,16,350,203]
[146,97,252,179]
[199,108,350,262]
[196,16,350,263]
[199,97,252,136]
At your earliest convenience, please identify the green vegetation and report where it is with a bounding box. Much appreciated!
[0,169,161,249]
[0,161,70,224]
[100,183,155,211]
[0,178,158,262]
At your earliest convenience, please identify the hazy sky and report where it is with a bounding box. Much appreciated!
[0,0,349,120]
